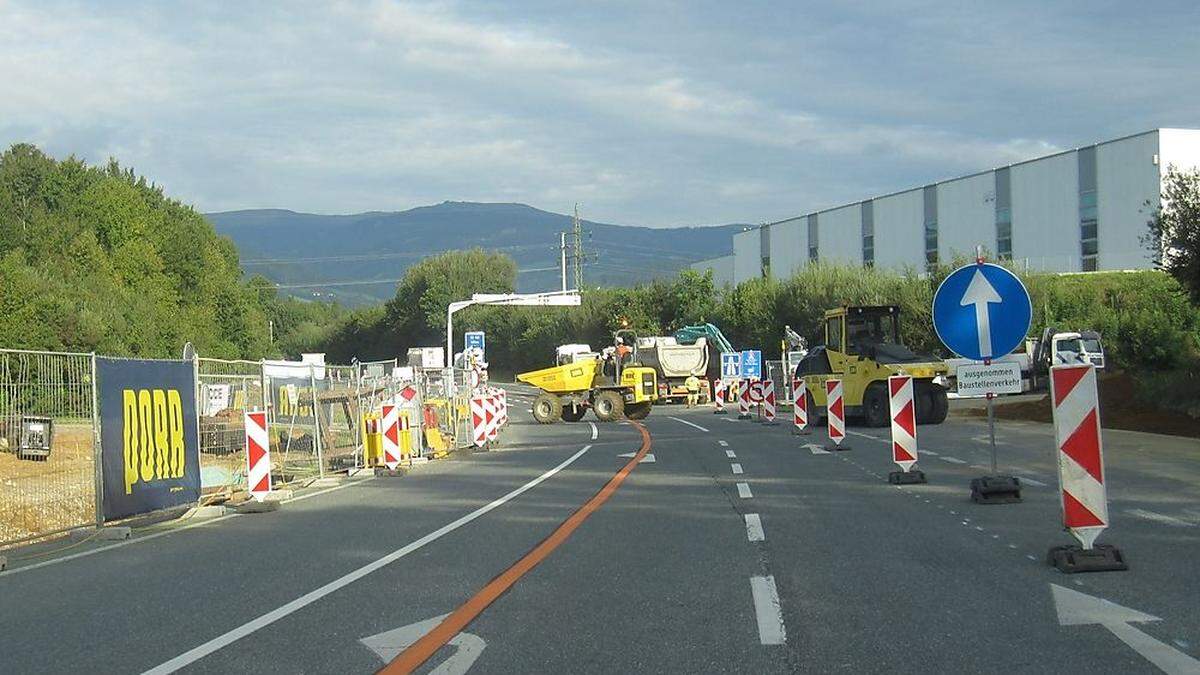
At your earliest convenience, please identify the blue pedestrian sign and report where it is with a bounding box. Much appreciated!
[932,263,1031,361]
[739,350,762,379]
[721,352,742,380]
[464,331,485,355]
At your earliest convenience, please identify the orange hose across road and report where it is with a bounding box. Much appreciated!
[380,422,653,674]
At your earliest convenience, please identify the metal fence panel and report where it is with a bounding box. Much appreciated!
[196,358,266,498]
[0,349,98,548]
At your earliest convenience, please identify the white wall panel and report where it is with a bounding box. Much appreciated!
[1097,132,1159,270]
[1011,152,1079,271]
[690,255,735,287]
[816,204,861,265]
[1159,128,1200,174]
[768,217,806,279]
[937,173,995,260]
[872,189,923,271]
[732,229,761,284]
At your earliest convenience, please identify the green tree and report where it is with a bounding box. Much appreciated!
[1146,166,1200,303]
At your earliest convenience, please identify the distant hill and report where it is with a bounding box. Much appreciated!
[207,202,743,305]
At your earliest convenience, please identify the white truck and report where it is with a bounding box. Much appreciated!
[635,336,712,403]
[946,328,1105,396]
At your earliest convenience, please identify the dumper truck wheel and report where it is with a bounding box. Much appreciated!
[532,393,563,424]
[592,391,625,422]
[624,402,651,420]
[561,403,587,422]
[862,383,889,427]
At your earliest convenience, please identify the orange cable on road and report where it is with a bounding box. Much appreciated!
[380,422,653,674]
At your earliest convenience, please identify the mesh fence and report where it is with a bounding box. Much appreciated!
[0,349,98,548]
[196,358,266,499]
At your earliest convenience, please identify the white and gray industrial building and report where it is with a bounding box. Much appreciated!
[692,128,1200,286]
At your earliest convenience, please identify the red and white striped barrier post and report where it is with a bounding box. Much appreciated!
[738,379,752,419]
[380,403,401,470]
[762,379,778,424]
[470,394,489,448]
[245,410,271,501]
[825,379,847,450]
[792,378,809,435]
[749,380,764,420]
[1047,364,1126,572]
[486,392,500,442]
[498,389,508,427]
[712,380,727,414]
[887,375,926,483]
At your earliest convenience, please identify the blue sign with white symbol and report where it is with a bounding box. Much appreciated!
[721,352,742,380]
[932,263,1031,361]
[464,331,485,354]
[739,350,762,379]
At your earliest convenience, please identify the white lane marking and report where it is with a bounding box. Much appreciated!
[588,421,598,440]
[669,416,710,433]
[718,440,729,447]
[731,463,744,475]
[845,430,877,440]
[141,445,595,675]
[1017,475,1048,487]
[726,450,737,459]
[736,482,753,499]
[0,476,371,579]
[940,456,967,464]
[745,514,765,542]
[922,450,940,456]
[750,576,787,645]
[1127,508,1195,528]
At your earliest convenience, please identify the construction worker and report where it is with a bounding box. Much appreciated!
[684,374,701,408]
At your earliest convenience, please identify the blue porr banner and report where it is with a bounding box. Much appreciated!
[97,357,201,521]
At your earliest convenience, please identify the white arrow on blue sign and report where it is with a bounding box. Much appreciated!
[740,350,762,379]
[721,352,742,379]
[932,263,1031,361]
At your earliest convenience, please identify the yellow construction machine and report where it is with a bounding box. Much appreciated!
[794,306,950,426]
[517,330,658,423]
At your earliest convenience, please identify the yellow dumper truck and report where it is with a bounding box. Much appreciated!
[517,331,658,423]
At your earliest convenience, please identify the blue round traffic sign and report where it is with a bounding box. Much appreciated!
[932,263,1031,361]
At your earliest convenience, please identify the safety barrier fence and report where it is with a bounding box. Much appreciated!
[2,347,492,550]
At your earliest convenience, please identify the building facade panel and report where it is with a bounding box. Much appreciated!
[768,217,805,279]
[815,204,861,265]
[1096,132,1159,270]
[936,172,995,261]
[871,189,924,270]
[732,229,761,284]
[1010,151,1080,271]
[1158,128,1200,175]
[690,255,735,287]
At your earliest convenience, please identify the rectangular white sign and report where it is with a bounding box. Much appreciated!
[956,361,1023,397]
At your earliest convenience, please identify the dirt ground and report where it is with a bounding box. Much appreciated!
[963,371,1200,439]
[0,423,96,545]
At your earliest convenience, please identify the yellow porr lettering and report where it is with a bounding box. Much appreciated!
[138,390,154,483]
[152,389,169,480]
[168,389,185,478]
[123,390,139,495]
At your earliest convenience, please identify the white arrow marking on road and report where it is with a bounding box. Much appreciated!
[804,443,830,455]
[1051,584,1200,674]
[588,421,598,440]
[961,268,1003,358]
[360,613,485,674]
[617,451,656,463]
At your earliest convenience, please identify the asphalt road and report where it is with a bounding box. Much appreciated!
[1,384,1198,674]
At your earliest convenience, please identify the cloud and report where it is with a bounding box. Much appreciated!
[0,0,1194,227]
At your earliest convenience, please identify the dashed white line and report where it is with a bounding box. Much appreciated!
[1127,508,1195,528]
[726,450,737,459]
[940,456,967,464]
[745,514,765,542]
[922,450,940,456]
[718,440,729,447]
[749,576,787,645]
[736,482,753,499]
[1016,475,1047,487]
[731,463,744,475]
[669,416,710,433]
[588,421,598,440]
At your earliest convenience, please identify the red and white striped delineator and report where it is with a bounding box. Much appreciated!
[761,380,777,423]
[470,394,492,447]
[1051,364,1109,549]
[380,403,401,470]
[498,390,508,427]
[712,380,726,413]
[738,379,751,418]
[825,379,845,446]
[748,380,764,405]
[486,393,500,442]
[888,375,918,472]
[792,378,808,431]
[244,411,271,501]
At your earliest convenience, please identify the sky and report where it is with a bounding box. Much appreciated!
[2,0,1198,227]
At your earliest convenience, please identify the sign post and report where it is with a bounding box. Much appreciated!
[932,254,1030,503]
